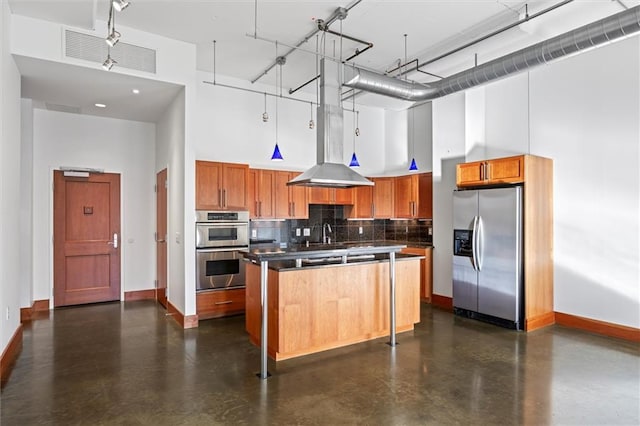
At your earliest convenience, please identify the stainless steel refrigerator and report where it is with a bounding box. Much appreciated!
[452,186,523,330]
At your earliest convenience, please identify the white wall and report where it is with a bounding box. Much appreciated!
[529,37,640,328]
[434,37,640,328]
[1,0,23,354]
[31,110,157,303]
[20,99,33,307]
[157,90,190,315]
[409,102,433,173]
[432,93,466,297]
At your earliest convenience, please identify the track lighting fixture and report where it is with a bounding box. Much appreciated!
[112,0,130,12]
[105,29,121,47]
[308,102,315,130]
[102,54,116,71]
[262,92,269,122]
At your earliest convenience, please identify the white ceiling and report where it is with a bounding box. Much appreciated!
[8,0,639,122]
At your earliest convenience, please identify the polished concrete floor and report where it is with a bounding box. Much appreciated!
[1,301,639,425]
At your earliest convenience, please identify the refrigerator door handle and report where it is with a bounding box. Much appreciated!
[476,216,484,271]
[471,215,479,271]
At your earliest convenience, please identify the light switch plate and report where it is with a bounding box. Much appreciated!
[251,229,257,238]
[296,228,301,236]
[359,226,363,234]
[303,228,311,236]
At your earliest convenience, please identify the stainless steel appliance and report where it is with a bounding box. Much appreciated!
[196,211,249,291]
[452,187,523,329]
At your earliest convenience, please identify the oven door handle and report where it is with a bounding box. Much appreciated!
[196,247,249,253]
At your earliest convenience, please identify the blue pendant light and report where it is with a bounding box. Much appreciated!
[349,95,360,168]
[271,143,283,161]
[271,46,285,161]
[409,158,418,171]
[349,152,360,167]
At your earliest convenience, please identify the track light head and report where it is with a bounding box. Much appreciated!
[102,55,117,71]
[112,0,130,12]
[105,30,121,47]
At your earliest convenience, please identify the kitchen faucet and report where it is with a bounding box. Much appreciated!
[322,223,332,244]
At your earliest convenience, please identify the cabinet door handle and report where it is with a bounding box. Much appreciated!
[480,163,484,181]
[291,202,295,217]
[372,203,375,217]
[223,189,227,207]
[485,162,490,180]
[214,300,233,305]
[255,201,259,216]
[218,189,222,206]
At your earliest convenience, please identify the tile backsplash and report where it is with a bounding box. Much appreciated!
[250,205,432,247]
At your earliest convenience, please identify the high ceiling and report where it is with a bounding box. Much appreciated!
[9,0,639,122]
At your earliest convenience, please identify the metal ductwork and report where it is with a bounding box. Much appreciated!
[344,5,640,101]
[288,58,373,188]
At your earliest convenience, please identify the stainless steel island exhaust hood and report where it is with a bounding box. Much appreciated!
[287,58,373,188]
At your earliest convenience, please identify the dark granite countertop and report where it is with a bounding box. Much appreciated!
[240,242,415,266]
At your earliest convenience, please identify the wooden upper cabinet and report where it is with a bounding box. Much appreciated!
[249,169,275,219]
[372,177,395,218]
[274,171,308,219]
[348,186,374,219]
[196,161,249,210]
[394,173,432,219]
[348,177,395,219]
[308,187,354,205]
[457,155,525,187]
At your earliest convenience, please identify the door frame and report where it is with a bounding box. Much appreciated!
[50,168,125,306]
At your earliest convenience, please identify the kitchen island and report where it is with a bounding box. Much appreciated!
[242,244,421,368]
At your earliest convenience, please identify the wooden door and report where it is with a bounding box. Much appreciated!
[156,169,168,308]
[53,171,121,307]
[372,178,394,218]
[221,163,249,210]
[196,160,222,210]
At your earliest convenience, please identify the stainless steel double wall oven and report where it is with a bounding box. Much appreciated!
[195,211,249,291]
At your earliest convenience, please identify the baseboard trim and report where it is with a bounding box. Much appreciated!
[20,299,50,322]
[124,289,156,302]
[167,300,199,329]
[525,311,556,332]
[555,312,640,342]
[1,325,23,388]
[431,294,453,311]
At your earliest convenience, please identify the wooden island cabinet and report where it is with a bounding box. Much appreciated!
[245,258,421,360]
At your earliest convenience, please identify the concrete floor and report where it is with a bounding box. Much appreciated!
[1,301,639,425]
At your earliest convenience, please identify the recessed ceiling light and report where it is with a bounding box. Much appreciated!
[95,103,107,108]
[132,89,140,94]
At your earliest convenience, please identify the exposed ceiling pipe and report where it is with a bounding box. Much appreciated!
[344,5,640,102]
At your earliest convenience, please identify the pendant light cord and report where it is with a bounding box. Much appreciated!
[213,40,217,84]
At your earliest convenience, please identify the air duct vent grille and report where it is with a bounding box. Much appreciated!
[65,29,156,74]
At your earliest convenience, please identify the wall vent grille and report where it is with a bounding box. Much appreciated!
[65,29,156,74]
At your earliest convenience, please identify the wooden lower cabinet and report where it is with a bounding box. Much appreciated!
[401,247,432,302]
[196,288,245,320]
[245,259,420,360]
